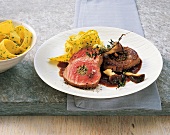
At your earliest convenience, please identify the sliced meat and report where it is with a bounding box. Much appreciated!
[103,47,141,72]
[69,47,103,66]
[63,58,101,88]
[63,47,103,89]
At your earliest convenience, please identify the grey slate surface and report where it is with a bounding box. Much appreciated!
[0,0,170,115]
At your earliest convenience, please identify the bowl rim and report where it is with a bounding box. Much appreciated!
[0,19,37,62]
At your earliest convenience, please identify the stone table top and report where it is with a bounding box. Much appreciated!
[0,0,170,115]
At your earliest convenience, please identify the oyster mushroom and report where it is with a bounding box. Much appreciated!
[125,72,145,83]
[103,69,126,86]
[104,33,127,56]
[103,69,115,76]
[104,42,124,55]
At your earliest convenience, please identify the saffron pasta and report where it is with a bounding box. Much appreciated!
[50,30,103,62]
[0,20,32,60]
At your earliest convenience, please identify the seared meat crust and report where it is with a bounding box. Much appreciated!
[103,47,141,72]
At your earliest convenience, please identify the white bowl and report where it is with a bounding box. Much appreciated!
[0,19,37,73]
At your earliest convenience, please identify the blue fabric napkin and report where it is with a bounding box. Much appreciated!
[67,0,162,111]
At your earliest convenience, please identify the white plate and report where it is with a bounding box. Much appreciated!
[34,27,163,99]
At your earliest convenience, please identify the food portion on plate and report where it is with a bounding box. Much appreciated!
[100,34,145,88]
[63,47,103,89]
[49,30,103,62]
[0,20,32,60]
[49,30,145,89]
